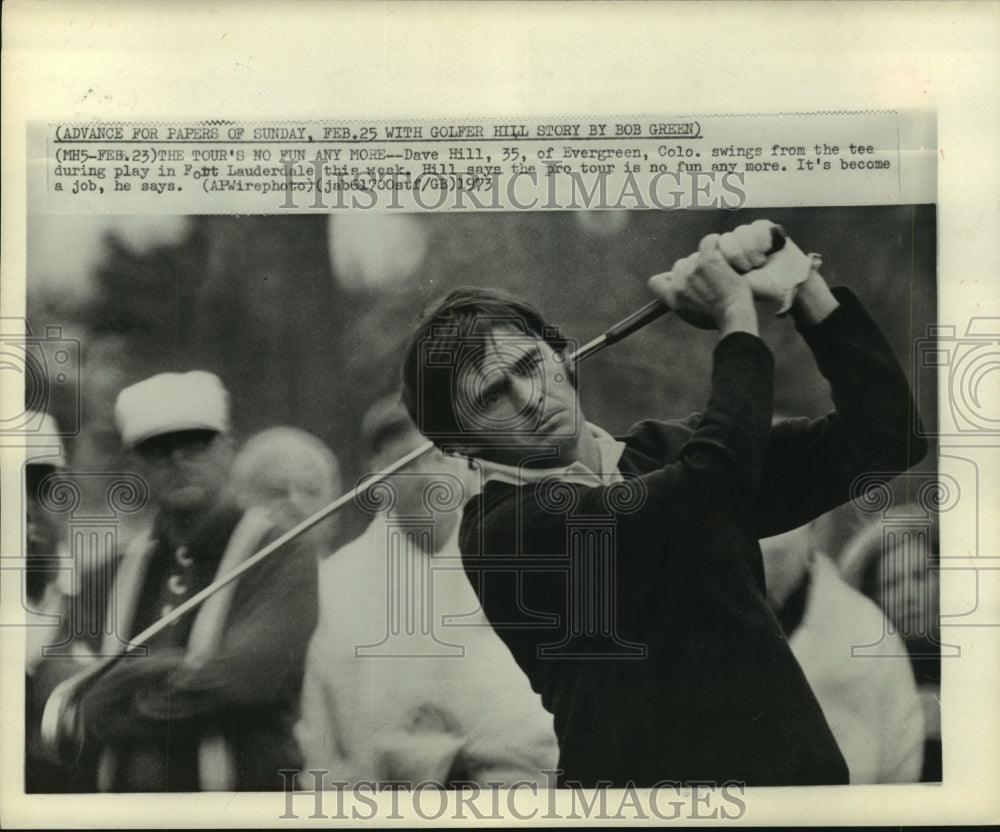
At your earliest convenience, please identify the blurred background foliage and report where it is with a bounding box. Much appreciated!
[26,206,936,546]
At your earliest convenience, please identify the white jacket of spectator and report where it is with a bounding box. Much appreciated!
[788,552,925,783]
[295,516,559,787]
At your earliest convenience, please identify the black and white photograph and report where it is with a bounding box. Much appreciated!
[17,207,940,792]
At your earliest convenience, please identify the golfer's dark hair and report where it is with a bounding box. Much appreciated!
[400,287,571,445]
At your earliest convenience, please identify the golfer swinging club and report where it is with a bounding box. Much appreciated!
[400,220,927,787]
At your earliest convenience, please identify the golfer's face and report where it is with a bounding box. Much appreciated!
[456,327,580,462]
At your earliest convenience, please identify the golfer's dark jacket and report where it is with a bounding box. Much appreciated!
[459,287,927,788]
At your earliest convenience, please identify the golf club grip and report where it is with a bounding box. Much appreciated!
[604,224,787,345]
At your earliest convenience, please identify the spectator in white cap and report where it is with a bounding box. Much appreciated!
[77,371,320,792]
[113,370,234,513]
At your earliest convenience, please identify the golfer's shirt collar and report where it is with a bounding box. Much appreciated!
[478,423,626,488]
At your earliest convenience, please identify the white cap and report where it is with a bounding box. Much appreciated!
[24,412,68,468]
[114,371,230,450]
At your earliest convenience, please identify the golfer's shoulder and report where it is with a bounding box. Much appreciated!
[618,417,699,468]
[458,479,560,554]
[461,480,532,531]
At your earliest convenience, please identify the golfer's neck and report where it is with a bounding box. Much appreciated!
[571,427,603,473]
